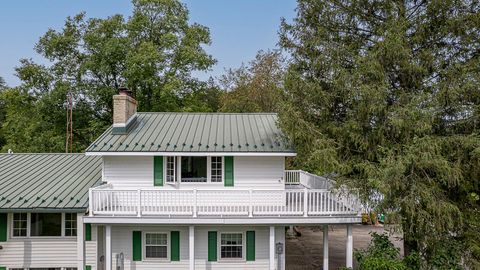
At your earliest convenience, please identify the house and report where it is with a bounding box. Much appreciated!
[0,89,361,270]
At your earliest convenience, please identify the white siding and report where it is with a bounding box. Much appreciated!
[103,156,154,188]
[0,214,77,269]
[109,225,284,270]
[103,156,285,189]
[234,156,285,189]
[85,224,98,270]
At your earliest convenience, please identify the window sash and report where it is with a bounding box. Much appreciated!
[165,156,176,183]
[64,213,77,236]
[12,213,27,237]
[11,213,77,238]
[220,233,244,259]
[211,156,223,182]
[145,233,168,259]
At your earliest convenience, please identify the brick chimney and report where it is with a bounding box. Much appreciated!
[112,87,137,134]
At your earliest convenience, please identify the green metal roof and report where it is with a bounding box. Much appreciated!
[0,153,102,212]
[86,112,295,154]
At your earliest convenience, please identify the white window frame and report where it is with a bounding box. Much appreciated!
[218,231,245,261]
[165,156,224,184]
[64,213,77,237]
[11,212,28,238]
[143,231,170,261]
[164,156,177,184]
[10,213,77,239]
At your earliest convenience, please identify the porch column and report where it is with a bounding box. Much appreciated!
[346,224,353,268]
[323,225,328,270]
[106,225,112,270]
[76,213,85,270]
[270,226,275,270]
[189,225,195,270]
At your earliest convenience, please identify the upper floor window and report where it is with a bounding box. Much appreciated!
[64,213,77,236]
[164,156,224,184]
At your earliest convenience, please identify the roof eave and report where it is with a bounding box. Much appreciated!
[85,151,297,157]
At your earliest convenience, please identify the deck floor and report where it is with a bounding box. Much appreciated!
[286,225,403,270]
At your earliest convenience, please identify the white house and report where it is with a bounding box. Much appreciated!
[0,89,361,270]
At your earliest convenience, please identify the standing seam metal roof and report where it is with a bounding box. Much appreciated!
[86,112,295,153]
[0,153,102,212]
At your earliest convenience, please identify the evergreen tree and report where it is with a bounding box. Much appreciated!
[279,0,479,267]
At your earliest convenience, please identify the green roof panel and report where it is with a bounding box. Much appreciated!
[86,113,295,153]
[0,154,102,211]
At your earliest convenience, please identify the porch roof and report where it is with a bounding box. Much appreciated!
[0,153,102,212]
[85,112,295,154]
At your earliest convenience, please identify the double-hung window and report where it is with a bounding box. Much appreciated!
[12,213,27,237]
[64,213,77,236]
[166,156,176,183]
[211,156,223,182]
[220,233,243,259]
[145,233,168,259]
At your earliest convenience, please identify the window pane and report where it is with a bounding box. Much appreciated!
[64,213,77,236]
[30,213,62,236]
[166,156,176,183]
[146,246,167,258]
[211,156,222,182]
[181,157,207,182]
[13,213,27,237]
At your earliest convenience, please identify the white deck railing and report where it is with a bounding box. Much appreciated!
[89,187,361,218]
[285,170,333,189]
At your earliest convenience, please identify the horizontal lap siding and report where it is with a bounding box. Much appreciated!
[0,239,78,268]
[104,156,154,188]
[85,224,98,270]
[234,157,285,189]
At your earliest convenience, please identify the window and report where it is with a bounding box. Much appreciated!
[13,213,27,237]
[30,213,62,236]
[166,156,176,183]
[145,233,168,259]
[64,213,77,236]
[211,156,223,182]
[181,156,207,182]
[220,233,243,259]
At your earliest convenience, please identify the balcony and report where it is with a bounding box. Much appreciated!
[88,170,361,219]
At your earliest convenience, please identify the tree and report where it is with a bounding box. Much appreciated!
[2,0,217,152]
[219,50,285,113]
[0,76,8,149]
[279,0,479,268]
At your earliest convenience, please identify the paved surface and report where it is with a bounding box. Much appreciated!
[286,225,403,270]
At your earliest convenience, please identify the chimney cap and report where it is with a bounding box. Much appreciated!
[118,86,133,97]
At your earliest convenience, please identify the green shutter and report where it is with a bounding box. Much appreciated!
[85,266,92,270]
[224,156,234,187]
[0,267,6,270]
[0,213,7,242]
[154,156,164,186]
[85,223,91,241]
[246,231,255,261]
[133,231,142,261]
[208,231,217,261]
[171,231,180,261]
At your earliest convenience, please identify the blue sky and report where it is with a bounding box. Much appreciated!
[0,0,297,86]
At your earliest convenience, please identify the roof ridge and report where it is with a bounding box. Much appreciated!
[136,112,278,115]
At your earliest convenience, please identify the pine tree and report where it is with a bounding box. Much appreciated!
[279,0,480,267]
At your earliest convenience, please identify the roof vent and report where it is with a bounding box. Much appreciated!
[7,149,13,154]
[113,87,137,135]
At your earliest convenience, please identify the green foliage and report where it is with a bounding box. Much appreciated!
[219,50,285,113]
[353,232,418,270]
[1,0,217,152]
[279,0,480,267]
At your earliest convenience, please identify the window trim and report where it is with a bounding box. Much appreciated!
[11,212,28,238]
[218,231,246,261]
[164,156,177,184]
[164,156,224,185]
[143,231,170,261]
[10,213,77,239]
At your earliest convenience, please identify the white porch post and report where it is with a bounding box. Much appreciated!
[189,225,195,270]
[270,226,275,270]
[77,213,85,270]
[346,224,353,268]
[106,225,112,270]
[323,225,328,270]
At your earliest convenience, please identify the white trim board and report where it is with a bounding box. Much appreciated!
[85,152,297,157]
[83,216,361,225]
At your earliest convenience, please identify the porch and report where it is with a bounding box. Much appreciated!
[87,170,361,220]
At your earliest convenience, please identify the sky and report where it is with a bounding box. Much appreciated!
[0,0,297,87]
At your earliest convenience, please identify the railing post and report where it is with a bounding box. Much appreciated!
[137,189,141,217]
[88,189,93,216]
[193,189,197,218]
[249,189,253,217]
[303,188,308,217]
